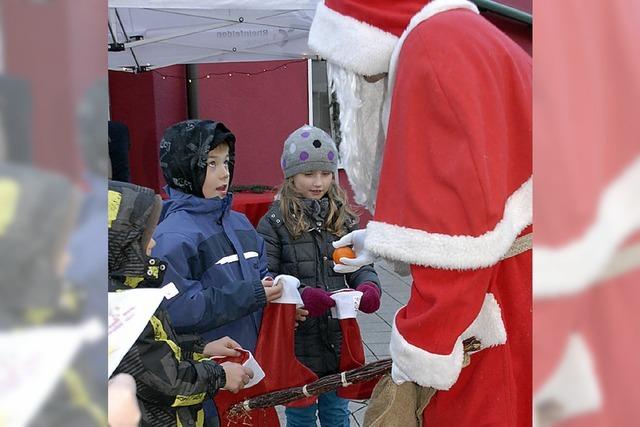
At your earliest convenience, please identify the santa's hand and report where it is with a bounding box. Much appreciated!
[333,229,366,252]
[334,253,376,273]
[332,230,377,273]
[333,263,360,274]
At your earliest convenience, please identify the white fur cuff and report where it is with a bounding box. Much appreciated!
[390,293,506,390]
[462,293,507,347]
[366,177,532,270]
[391,324,465,390]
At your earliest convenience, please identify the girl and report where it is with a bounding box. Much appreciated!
[257,125,382,427]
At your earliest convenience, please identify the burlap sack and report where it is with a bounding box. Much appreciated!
[363,374,436,427]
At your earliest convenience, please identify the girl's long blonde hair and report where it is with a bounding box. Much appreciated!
[278,176,358,239]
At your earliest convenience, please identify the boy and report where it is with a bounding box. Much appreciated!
[153,119,282,353]
[108,180,253,427]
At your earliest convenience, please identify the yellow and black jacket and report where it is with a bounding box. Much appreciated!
[108,181,226,427]
[111,280,226,427]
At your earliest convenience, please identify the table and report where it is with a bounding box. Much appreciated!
[232,191,276,227]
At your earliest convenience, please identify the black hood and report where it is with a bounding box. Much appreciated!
[108,180,163,279]
[159,119,236,198]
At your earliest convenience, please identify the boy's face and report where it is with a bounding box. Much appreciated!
[202,143,230,199]
[293,170,333,200]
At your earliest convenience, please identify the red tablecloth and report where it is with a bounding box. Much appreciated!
[232,191,276,227]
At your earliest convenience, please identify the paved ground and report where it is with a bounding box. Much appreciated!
[276,261,412,426]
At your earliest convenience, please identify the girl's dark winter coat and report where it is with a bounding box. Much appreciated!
[257,200,380,377]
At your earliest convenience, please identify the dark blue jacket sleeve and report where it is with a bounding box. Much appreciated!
[152,231,267,334]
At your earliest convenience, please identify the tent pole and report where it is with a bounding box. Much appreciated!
[307,58,313,126]
[186,64,199,119]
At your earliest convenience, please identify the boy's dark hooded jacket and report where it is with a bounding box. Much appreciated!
[109,180,226,427]
[153,120,269,351]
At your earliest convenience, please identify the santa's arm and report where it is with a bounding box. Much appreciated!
[390,264,504,389]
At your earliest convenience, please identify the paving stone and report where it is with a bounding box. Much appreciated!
[362,331,392,344]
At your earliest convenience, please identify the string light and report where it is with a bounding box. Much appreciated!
[153,59,306,81]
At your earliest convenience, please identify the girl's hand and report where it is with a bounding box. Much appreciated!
[203,336,242,357]
[301,287,335,316]
[356,282,381,313]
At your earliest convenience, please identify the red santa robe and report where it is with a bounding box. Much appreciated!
[361,2,532,425]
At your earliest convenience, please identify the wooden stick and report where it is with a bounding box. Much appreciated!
[227,337,481,418]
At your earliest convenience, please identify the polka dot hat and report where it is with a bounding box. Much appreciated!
[281,125,338,179]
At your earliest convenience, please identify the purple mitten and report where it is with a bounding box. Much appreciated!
[356,282,381,314]
[301,287,336,317]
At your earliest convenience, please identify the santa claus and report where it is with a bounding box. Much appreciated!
[308,0,532,424]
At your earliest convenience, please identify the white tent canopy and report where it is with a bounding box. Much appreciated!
[108,0,321,71]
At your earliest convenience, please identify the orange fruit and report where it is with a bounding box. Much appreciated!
[332,246,356,264]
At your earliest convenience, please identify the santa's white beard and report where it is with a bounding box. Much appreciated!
[328,62,387,214]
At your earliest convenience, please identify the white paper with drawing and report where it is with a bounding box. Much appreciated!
[108,287,171,378]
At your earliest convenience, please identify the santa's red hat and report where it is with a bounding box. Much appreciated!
[308,0,428,76]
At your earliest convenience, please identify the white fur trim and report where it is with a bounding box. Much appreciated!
[365,177,532,269]
[461,293,506,347]
[534,156,640,298]
[534,334,602,422]
[308,2,398,76]
[390,293,506,389]
[391,324,465,390]
[383,0,480,132]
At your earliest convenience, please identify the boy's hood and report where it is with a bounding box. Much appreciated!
[108,180,162,278]
[159,120,236,198]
